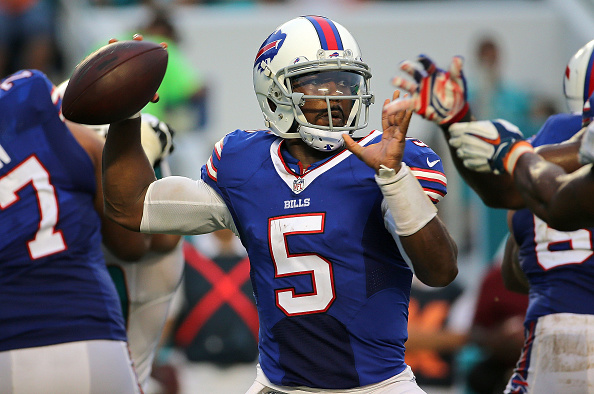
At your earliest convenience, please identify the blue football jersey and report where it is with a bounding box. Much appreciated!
[512,112,594,324]
[0,70,126,351]
[201,129,447,389]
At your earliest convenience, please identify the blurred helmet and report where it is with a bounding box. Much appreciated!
[563,39,594,113]
[253,15,374,151]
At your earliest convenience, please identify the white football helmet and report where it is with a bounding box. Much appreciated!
[563,39,594,113]
[253,15,374,151]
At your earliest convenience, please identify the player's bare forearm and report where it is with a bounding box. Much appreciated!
[401,215,458,287]
[536,139,582,173]
[516,158,594,230]
[103,117,156,231]
[512,153,572,229]
[68,120,152,259]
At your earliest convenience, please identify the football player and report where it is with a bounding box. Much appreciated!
[101,16,458,394]
[0,69,147,393]
[389,40,594,393]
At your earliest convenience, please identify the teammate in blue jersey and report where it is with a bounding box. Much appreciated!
[101,16,458,393]
[0,69,151,393]
[500,112,594,393]
[388,40,594,393]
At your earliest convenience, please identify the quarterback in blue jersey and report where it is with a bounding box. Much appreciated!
[0,70,150,393]
[102,16,458,393]
[388,39,594,393]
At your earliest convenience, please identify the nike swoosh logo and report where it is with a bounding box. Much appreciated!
[476,134,501,145]
[427,158,440,167]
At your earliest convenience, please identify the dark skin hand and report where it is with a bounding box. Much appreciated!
[345,91,458,287]
[344,91,409,173]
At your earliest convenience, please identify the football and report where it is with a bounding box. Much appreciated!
[62,40,168,125]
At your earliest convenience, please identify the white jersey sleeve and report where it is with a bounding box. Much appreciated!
[140,176,237,235]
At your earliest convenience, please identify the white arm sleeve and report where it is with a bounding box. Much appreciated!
[139,176,238,236]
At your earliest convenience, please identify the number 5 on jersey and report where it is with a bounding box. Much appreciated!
[269,213,336,316]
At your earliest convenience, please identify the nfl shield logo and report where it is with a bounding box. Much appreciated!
[293,178,305,194]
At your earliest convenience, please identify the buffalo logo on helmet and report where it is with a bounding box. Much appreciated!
[254,29,287,73]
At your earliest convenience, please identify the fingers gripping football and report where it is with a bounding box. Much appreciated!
[391,55,468,125]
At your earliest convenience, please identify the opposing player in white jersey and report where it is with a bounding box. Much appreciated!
[388,40,594,393]
[101,16,458,394]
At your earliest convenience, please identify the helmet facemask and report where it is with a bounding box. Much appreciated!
[287,60,372,151]
[270,56,373,151]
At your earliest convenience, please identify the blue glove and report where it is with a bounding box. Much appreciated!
[449,119,530,174]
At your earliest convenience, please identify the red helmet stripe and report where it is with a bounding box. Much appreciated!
[305,15,343,51]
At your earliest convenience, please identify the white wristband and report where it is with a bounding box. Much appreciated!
[376,163,437,236]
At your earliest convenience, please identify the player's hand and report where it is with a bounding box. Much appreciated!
[140,113,175,167]
[386,55,469,125]
[344,90,412,172]
[448,119,525,174]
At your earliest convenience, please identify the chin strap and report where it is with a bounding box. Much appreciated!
[297,125,348,152]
